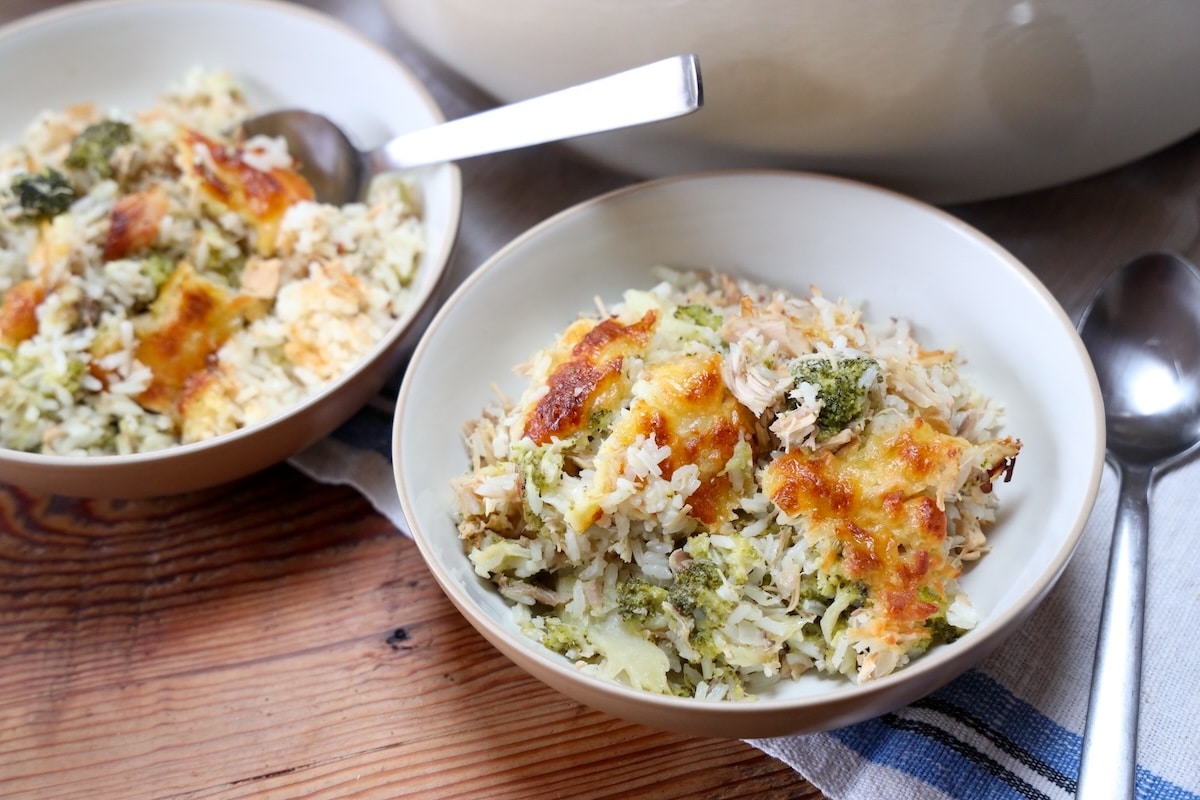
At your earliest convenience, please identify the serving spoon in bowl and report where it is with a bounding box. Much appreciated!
[242,53,702,205]
[1075,251,1200,799]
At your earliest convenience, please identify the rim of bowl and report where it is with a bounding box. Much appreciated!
[0,0,464,472]
[394,168,1106,715]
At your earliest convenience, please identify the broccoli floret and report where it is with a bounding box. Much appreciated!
[925,616,965,646]
[685,532,711,560]
[65,119,133,179]
[668,559,732,619]
[817,579,869,643]
[140,254,175,290]
[10,168,76,220]
[617,578,669,624]
[674,304,721,330]
[514,439,566,496]
[916,587,966,649]
[588,407,614,436]
[539,614,588,655]
[668,560,734,661]
[719,534,761,585]
[790,356,878,439]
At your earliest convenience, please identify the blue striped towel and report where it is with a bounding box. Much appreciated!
[294,396,1200,800]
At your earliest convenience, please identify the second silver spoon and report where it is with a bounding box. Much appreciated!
[242,54,703,205]
[1075,251,1200,798]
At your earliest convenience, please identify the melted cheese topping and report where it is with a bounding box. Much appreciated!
[0,279,45,347]
[104,185,170,261]
[568,350,758,533]
[522,311,657,445]
[763,414,970,642]
[177,129,314,254]
[132,262,257,416]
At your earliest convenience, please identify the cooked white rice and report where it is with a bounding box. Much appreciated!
[0,68,425,455]
[453,268,1021,700]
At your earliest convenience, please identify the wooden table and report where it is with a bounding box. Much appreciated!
[6,2,1200,798]
[0,468,816,798]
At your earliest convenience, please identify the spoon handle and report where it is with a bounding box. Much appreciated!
[367,54,702,172]
[1076,463,1150,799]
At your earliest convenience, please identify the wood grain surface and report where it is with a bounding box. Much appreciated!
[0,467,822,799]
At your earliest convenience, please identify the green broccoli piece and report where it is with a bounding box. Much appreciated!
[10,168,76,220]
[685,532,711,560]
[617,578,669,624]
[140,254,175,290]
[674,304,721,330]
[713,533,759,585]
[665,559,736,660]
[925,615,965,646]
[515,440,565,496]
[668,559,731,619]
[789,356,878,439]
[588,407,614,436]
[916,586,966,649]
[65,119,133,179]
[538,614,588,656]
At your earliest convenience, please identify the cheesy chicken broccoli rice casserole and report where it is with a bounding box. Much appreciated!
[453,269,1021,700]
[0,69,424,455]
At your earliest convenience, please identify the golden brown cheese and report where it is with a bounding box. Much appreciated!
[523,310,657,445]
[763,415,971,640]
[631,352,757,526]
[177,129,314,254]
[0,279,45,347]
[568,350,758,532]
[103,185,170,261]
[131,262,257,416]
[176,366,237,443]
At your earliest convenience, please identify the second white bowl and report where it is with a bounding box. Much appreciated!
[393,170,1104,738]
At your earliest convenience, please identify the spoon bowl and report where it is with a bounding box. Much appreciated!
[1082,253,1200,466]
[243,54,703,204]
[1075,251,1200,798]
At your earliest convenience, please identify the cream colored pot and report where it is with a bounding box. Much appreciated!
[383,0,1200,202]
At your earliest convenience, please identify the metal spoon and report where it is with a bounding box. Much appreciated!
[1075,251,1200,798]
[241,53,702,205]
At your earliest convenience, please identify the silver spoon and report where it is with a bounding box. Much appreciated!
[1075,251,1200,798]
[242,53,702,205]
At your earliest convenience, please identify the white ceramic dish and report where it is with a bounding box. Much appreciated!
[0,0,462,498]
[383,0,1200,203]
[394,170,1105,738]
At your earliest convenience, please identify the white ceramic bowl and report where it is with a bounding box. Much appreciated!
[0,0,462,497]
[394,171,1105,738]
[382,0,1200,204]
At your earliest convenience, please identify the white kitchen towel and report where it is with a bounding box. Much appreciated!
[292,405,1199,800]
